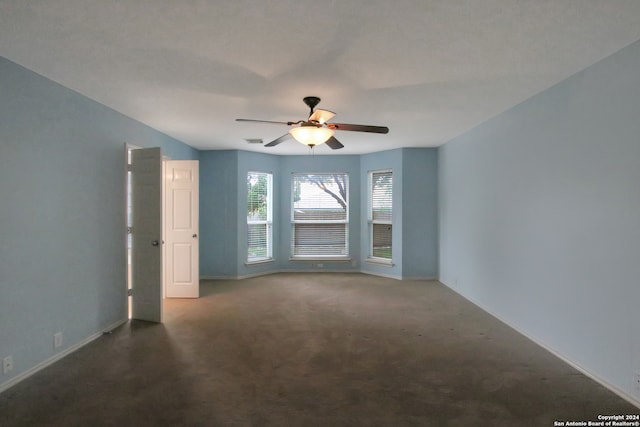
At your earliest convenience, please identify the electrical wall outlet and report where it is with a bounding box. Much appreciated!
[3,355,13,374]
[54,332,63,349]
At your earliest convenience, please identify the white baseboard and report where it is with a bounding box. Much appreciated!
[402,276,438,281]
[0,318,128,394]
[439,280,640,409]
[202,271,435,282]
[202,269,362,281]
[360,270,403,280]
[280,269,360,275]
[201,271,282,280]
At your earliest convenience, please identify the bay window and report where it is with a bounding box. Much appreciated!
[247,171,273,262]
[291,173,349,258]
[369,170,392,260]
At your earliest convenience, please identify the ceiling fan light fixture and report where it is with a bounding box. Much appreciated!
[289,125,333,147]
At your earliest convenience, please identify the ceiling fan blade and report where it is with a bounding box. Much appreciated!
[327,123,389,134]
[264,133,292,147]
[308,109,336,124]
[324,136,344,150]
[236,118,295,125]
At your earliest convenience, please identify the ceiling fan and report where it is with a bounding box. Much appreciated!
[236,96,389,150]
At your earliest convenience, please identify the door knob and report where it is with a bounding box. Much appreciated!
[152,240,159,246]
[192,234,198,238]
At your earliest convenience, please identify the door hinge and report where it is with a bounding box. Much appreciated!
[127,164,133,172]
[127,226,132,234]
[127,289,133,297]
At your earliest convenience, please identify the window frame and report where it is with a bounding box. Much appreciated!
[368,169,393,264]
[246,171,273,264]
[290,172,350,260]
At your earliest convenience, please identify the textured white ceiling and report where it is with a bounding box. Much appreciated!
[2,1,640,155]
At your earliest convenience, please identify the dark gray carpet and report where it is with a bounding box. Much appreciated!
[0,273,637,426]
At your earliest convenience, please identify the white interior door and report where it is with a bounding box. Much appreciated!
[165,160,199,298]
[131,147,163,322]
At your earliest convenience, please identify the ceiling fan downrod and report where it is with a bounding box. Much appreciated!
[303,96,321,115]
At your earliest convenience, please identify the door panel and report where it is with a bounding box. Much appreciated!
[131,147,163,322]
[173,243,193,282]
[165,161,199,298]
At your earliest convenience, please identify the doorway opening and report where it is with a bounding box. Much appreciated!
[125,144,199,322]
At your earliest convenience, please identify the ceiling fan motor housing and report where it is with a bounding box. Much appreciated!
[303,96,321,113]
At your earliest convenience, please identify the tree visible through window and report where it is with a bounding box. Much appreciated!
[247,171,272,262]
[291,173,349,258]
[369,170,392,259]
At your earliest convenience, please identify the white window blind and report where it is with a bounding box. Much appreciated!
[291,173,349,258]
[247,171,272,262]
[369,170,392,259]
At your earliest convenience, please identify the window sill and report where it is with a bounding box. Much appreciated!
[245,258,275,266]
[365,257,394,267]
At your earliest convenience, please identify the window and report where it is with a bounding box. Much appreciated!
[247,171,272,262]
[291,173,349,258]
[369,170,392,260]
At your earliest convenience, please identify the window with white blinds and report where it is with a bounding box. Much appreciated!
[291,173,349,258]
[369,170,392,260]
[247,171,272,262]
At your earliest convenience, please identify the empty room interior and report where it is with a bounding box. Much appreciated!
[1,1,640,425]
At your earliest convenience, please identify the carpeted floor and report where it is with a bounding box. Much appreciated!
[0,273,637,426]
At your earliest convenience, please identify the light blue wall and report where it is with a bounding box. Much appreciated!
[200,148,439,280]
[438,40,640,402]
[199,152,362,276]
[0,57,198,388]
[199,150,239,278]
[402,148,438,279]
